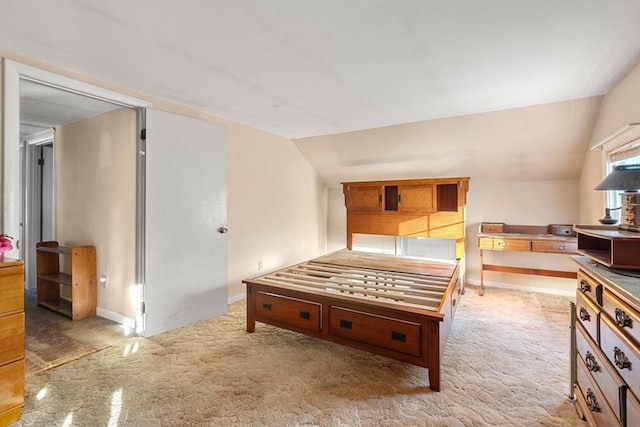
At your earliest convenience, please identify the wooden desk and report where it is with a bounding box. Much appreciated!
[478,222,578,295]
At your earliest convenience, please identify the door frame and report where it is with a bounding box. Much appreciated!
[23,128,55,289]
[2,59,150,330]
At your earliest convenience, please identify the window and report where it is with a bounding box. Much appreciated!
[606,141,640,221]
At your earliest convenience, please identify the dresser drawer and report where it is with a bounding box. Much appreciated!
[0,358,24,415]
[600,314,640,393]
[577,270,601,306]
[255,292,322,332]
[0,264,24,315]
[329,306,421,357]
[576,356,620,427]
[602,288,640,347]
[577,290,601,342]
[627,389,640,427]
[576,322,626,423]
[531,240,577,254]
[0,312,24,366]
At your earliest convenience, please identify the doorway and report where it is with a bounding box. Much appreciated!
[3,62,148,375]
[4,58,230,344]
[22,128,55,289]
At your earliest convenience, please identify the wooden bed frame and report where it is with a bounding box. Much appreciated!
[243,249,461,391]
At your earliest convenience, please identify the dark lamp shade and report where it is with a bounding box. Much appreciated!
[594,164,640,191]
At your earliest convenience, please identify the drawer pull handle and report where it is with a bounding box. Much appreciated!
[299,311,310,320]
[452,298,457,307]
[553,245,565,250]
[585,352,599,372]
[579,307,590,322]
[614,347,631,370]
[339,319,352,329]
[586,389,600,412]
[615,308,631,328]
[498,241,507,247]
[262,303,272,311]
[579,279,590,293]
[391,331,406,342]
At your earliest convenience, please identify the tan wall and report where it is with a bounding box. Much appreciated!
[56,108,137,317]
[226,123,327,299]
[579,60,640,223]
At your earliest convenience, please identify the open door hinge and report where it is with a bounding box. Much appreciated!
[140,128,146,140]
[141,301,146,314]
[37,158,45,166]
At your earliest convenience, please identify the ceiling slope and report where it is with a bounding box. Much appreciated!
[294,96,605,186]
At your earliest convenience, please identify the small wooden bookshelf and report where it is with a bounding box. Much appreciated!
[36,241,97,321]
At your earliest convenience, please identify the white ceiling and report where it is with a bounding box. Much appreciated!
[19,80,120,139]
[1,0,639,184]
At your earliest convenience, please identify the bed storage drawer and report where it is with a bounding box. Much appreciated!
[329,306,421,357]
[577,290,601,342]
[451,278,461,316]
[255,292,322,332]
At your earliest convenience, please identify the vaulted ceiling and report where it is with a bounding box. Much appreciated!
[1,0,639,184]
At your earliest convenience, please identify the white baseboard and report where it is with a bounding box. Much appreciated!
[228,292,246,304]
[465,278,575,297]
[96,306,136,328]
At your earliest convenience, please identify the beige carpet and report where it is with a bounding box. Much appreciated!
[13,286,585,426]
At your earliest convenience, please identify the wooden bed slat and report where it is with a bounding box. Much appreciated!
[300,262,451,286]
[272,270,446,299]
[260,274,442,307]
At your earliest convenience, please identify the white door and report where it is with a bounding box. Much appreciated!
[143,109,228,337]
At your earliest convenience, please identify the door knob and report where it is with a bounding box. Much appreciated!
[217,227,228,234]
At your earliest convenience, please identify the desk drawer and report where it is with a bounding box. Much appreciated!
[602,288,640,347]
[0,312,24,365]
[576,322,625,424]
[577,290,601,342]
[491,238,531,251]
[478,237,494,250]
[255,292,322,332]
[531,240,577,254]
[600,314,640,393]
[329,306,421,357]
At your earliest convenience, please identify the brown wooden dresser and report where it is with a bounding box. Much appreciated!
[0,257,25,426]
[571,256,640,427]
